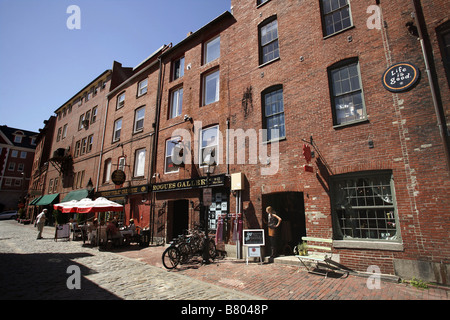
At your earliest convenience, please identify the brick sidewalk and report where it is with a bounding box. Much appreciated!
[118,245,449,300]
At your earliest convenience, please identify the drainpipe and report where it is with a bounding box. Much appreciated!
[411,0,450,171]
[95,97,110,191]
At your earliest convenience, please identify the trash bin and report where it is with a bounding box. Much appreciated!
[140,229,150,247]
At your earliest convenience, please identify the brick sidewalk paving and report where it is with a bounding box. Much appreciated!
[119,245,449,300]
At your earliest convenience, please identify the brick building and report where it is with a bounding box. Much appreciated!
[24,0,449,283]
[0,125,38,211]
[96,46,168,230]
[27,116,56,221]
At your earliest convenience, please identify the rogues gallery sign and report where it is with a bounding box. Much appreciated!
[152,175,226,192]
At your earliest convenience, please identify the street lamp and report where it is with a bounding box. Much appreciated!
[86,178,94,199]
[200,150,216,264]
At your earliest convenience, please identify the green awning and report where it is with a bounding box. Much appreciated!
[35,194,59,206]
[61,189,89,202]
[29,196,42,205]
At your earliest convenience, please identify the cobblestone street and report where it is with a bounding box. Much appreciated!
[1,220,448,304]
[0,220,260,300]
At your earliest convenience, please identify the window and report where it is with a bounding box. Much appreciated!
[79,114,85,130]
[81,138,87,155]
[48,179,54,193]
[332,171,399,241]
[87,135,94,153]
[134,148,146,177]
[329,60,366,126]
[17,163,24,172]
[74,141,81,158]
[14,179,21,187]
[259,18,279,65]
[165,137,181,173]
[62,124,68,139]
[200,126,219,167]
[204,36,220,64]
[321,0,352,37]
[53,177,59,192]
[5,178,12,186]
[203,69,220,106]
[117,92,125,109]
[437,22,450,87]
[85,110,91,125]
[20,151,27,159]
[8,162,15,171]
[104,159,112,183]
[118,157,126,171]
[113,118,122,142]
[56,127,62,142]
[91,106,98,123]
[262,86,286,141]
[30,137,36,145]
[134,106,145,132]
[173,56,185,80]
[138,79,148,97]
[169,87,183,119]
[14,135,22,143]
[11,150,18,158]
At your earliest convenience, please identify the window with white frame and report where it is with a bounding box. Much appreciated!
[165,137,181,173]
[4,178,12,186]
[104,158,112,183]
[91,106,98,123]
[17,163,24,172]
[332,171,399,241]
[48,179,54,193]
[62,124,68,139]
[87,135,94,153]
[14,179,21,187]
[138,79,148,97]
[113,118,122,142]
[117,92,125,109]
[8,162,15,171]
[56,127,62,142]
[259,17,279,65]
[173,56,185,80]
[203,69,220,106]
[200,126,219,167]
[262,85,286,141]
[134,106,145,132]
[321,0,352,37]
[78,114,85,131]
[134,148,146,177]
[20,151,27,159]
[329,59,366,126]
[14,135,22,143]
[11,150,18,158]
[204,36,220,64]
[169,87,183,119]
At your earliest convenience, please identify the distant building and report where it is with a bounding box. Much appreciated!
[0,125,38,211]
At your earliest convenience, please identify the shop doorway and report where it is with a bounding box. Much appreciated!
[262,192,306,255]
[167,199,189,241]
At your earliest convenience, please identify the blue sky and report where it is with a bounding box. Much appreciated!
[0,0,231,132]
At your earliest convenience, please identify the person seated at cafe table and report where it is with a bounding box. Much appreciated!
[87,218,98,245]
[106,218,122,246]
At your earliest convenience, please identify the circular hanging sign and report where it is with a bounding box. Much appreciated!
[111,170,126,185]
[382,62,420,93]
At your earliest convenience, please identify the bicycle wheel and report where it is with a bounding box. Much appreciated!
[207,239,217,260]
[178,242,191,264]
[162,246,180,269]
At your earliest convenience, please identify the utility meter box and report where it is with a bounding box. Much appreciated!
[231,172,244,191]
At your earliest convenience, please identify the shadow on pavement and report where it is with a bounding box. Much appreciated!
[0,251,121,300]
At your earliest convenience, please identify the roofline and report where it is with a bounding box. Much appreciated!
[54,69,112,113]
[161,11,234,58]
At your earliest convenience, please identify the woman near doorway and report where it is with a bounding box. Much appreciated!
[266,206,282,262]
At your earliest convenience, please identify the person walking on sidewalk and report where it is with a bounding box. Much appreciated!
[266,206,282,263]
[36,209,47,240]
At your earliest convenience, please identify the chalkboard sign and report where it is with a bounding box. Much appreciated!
[54,224,70,241]
[382,62,420,93]
[243,229,265,246]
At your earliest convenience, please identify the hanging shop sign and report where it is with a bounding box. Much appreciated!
[382,62,420,93]
[111,170,126,185]
[151,174,226,192]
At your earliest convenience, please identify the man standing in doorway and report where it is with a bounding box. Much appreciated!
[36,209,47,239]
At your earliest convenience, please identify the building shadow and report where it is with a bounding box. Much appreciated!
[0,252,122,300]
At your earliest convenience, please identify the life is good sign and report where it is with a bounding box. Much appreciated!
[382,62,420,93]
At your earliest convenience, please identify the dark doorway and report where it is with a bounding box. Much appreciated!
[262,192,306,256]
[168,199,189,241]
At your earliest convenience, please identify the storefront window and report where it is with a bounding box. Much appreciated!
[332,171,399,241]
[208,191,228,231]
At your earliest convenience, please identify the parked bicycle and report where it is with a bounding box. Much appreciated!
[161,228,216,270]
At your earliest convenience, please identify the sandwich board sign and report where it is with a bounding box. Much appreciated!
[243,229,264,265]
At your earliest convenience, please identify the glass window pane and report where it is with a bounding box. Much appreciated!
[205,36,220,64]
